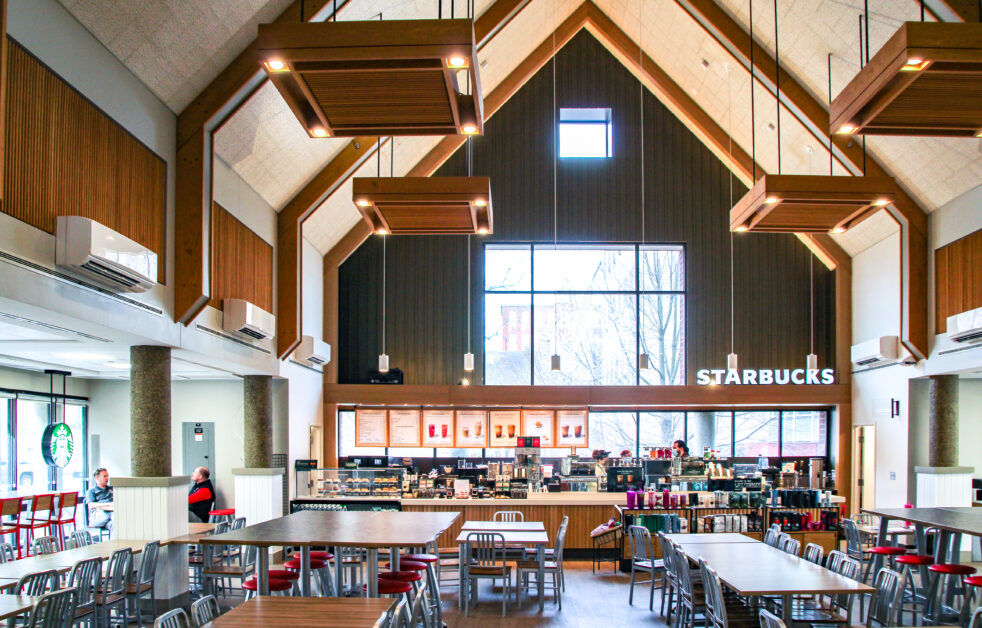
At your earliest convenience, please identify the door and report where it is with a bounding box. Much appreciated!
[853,425,875,511]
[182,422,215,478]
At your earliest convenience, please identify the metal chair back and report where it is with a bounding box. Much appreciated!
[828,555,861,616]
[17,570,59,595]
[190,595,221,627]
[465,532,506,568]
[0,541,15,563]
[866,568,903,628]
[32,535,59,555]
[781,536,801,556]
[803,543,824,565]
[70,530,94,548]
[700,559,729,628]
[26,587,78,628]
[672,543,696,603]
[154,608,192,628]
[230,517,246,530]
[408,578,432,628]
[492,511,524,522]
[759,608,787,628]
[102,547,133,596]
[842,519,865,561]
[656,533,677,585]
[67,556,102,610]
[763,527,780,547]
[627,525,653,565]
[553,521,568,564]
[139,541,161,586]
[826,549,848,572]
[970,607,982,628]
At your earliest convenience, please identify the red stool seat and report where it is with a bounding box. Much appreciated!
[209,508,235,516]
[929,564,977,576]
[382,560,427,572]
[309,551,334,560]
[284,558,327,570]
[267,570,300,580]
[378,570,422,582]
[402,553,438,563]
[964,576,982,586]
[243,578,292,592]
[869,546,906,555]
[363,579,413,595]
[896,554,934,566]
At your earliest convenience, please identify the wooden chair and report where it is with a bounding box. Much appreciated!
[0,497,24,555]
[17,495,56,557]
[49,492,80,549]
[190,595,220,627]
[67,556,102,628]
[153,608,191,628]
[26,588,79,628]
[461,532,512,617]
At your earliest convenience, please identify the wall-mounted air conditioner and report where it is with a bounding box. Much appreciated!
[293,335,331,367]
[850,335,900,367]
[222,299,275,341]
[947,307,982,344]
[55,216,157,292]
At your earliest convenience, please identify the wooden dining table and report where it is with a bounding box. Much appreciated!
[202,510,459,597]
[163,522,218,546]
[456,528,551,611]
[0,539,153,581]
[0,596,42,621]
[674,538,874,624]
[199,596,395,628]
[460,520,546,531]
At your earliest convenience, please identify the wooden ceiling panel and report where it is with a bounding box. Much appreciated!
[353,176,492,235]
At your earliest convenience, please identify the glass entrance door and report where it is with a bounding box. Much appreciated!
[15,397,52,491]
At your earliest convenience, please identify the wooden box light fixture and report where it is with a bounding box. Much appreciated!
[830,22,982,137]
[353,176,492,235]
[730,174,899,234]
[257,19,483,138]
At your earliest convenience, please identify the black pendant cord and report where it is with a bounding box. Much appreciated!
[858,15,864,69]
[452,0,455,19]
[858,15,867,174]
[774,0,780,175]
[439,0,442,19]
[827,53,833,176]
[749,0,755,182]
[921,0,925,21]
[300,0,304,22]
[864,0,870,65]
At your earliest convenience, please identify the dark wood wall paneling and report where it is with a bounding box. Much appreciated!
[1,39,167,281]
[935,228,982,333]
[338,32,834,385]
[209,203,274,313]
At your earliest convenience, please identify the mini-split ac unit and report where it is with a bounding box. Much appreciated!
[947,306,982,344]
[850,335,900,367]
[222,299,275,341]
[55,216,158,292]
[293,335,331,367]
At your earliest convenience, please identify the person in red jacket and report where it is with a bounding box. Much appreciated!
[188,467,215,523]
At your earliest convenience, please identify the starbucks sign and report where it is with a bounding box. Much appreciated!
[42,423,74,468]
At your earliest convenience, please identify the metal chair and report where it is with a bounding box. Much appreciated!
[96,547,133,628]
[780,536,801,557]
[127,541,160,628]
[406,578,433,628]
[763,524,782,548]
[758,608,786,628]
[0,541,16,563]
[671,541,705,628]
[865,568,904,628]
[700,559,741,628]
[153,608,191,628]
[461,532,511,617]
[516,520,566,609]
[26,587,79,628]
[803,543,823,565]
[970,607,982,628]
[16,570,60,596]
[32,535,59,556]
[70,530,94,549]
[492,511,524,522]
[625,525,661,610]
[656,533,679,622]
[67,556,101,628]
[202,544,256,599]
[190,595,220,627]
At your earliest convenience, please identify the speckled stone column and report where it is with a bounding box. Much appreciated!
[243,375,273,468]
[928,374,959,468]
[130,345,171,477]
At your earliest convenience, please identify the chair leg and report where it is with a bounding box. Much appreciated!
[629,566,636,605]
[649,570,657,611]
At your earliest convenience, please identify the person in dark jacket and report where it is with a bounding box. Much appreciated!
[188,467,215,523]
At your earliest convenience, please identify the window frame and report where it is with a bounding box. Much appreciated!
[558,107,613,159]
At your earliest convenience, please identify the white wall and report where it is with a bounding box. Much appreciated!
[0,366,90,397]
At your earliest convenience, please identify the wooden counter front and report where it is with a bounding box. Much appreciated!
[401,502,618,550]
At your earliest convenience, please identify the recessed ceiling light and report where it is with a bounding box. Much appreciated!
[461,124,478,135]
[477,227,489,235]
[447,56,467,68]
[872,199,890,206]
[376,228,389,235]
[310,127,329,137]
[764,196,780,204]
[734,225,749,232]
[265,59,288,72]
[356,199,372,207]
[473,199,487,207]
[830,227,847,234]
[837,124,856,135]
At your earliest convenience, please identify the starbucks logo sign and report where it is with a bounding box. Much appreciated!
[42,423,74,468]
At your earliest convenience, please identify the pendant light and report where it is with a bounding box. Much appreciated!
[637,11,650,373]
[377,137,391,373]
[726,54,738,373]
[807,254,818,371]
[463,139,475,372]
[550,10,561,373]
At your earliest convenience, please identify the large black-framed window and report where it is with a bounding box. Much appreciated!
[483,243,685,386]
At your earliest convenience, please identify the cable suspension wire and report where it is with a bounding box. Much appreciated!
[774,0,781,174]
[749,0,756,182]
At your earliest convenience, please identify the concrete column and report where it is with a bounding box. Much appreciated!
[928,374,958,467]
[130,345,171,477]
[243,375,273,468]
[688,412,715,454]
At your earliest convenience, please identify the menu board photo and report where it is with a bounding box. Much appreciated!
[355,408,388,447]
[388,408,421,447]
[488,409,521,447]
[422,409,454,447]
[556,409,589,447]
[521,409,555,446]
[455,409,487,447]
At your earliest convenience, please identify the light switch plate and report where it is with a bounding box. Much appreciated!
[889,472,896,480]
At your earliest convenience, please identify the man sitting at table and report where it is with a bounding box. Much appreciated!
[85,467,114,534]
[188,466,216,523]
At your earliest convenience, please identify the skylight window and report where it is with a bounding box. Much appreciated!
[558,108,612,158]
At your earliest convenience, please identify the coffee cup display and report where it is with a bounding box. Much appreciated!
[561,425,570,438]
[507,424,516,438]
[428,425,436,438]
[495,425,503,438]
[475,422,482,436]
[441,424,448,438]
[574,425,583,438]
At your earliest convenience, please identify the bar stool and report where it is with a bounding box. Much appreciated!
[308,550,338,590]
[208,509,235,524]
[864,546,906,582]
[48,492,80,550]
[959,575,982,625]
[402,553,443,627]
[15,494,55,557]
[242,577,292,600]
[895,553,934,624]
[924,563,977,625]
[363,578,413,626]
[266,569,301,595]
[381,560,427,593]
[284,556,333,596]
[0,497,24,555]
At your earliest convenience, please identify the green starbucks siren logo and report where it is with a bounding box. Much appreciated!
[42,423,74,468]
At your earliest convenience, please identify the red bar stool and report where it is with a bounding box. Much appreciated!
[267,569,301,595]
[242,577,293,600]
[896,553,934,624]
[959,575,982,625]
[924,563,977,625]
[401,553,443,626]
[364,578,413,625]
[208,508,235,524]
[284,556,333,595]
[48,492,80,550]
[865,546,906,581]
[15,494,55,557]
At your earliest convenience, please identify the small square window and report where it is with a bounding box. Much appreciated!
[559,108,611,158]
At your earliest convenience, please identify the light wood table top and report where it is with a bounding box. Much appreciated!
[456,529,549,545]
[664,533,758,545]
[200,596,395,628]
[863,507,982,537]
[0,578,17,591]
[201,510,459,548]
[165,523,218,545]
[0,540,152,580]
[0,596,42,621]
[676,541,874,596]
[461,520,546,531]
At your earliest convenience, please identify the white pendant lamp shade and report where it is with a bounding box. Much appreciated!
[378,353,389,373]
[551,354,561,371]
[639,353,650,370]
[464,352,475,372]
[727,352,738,371]
[806,353,818,371]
